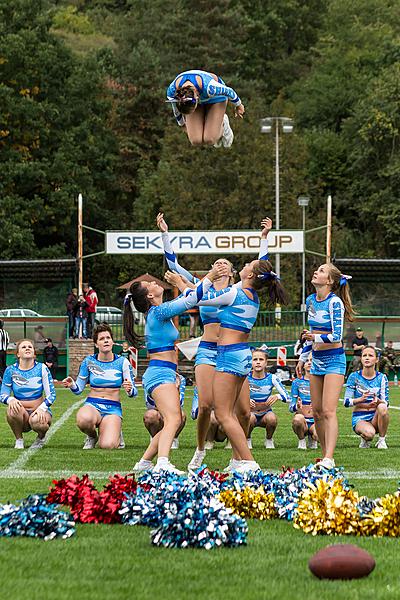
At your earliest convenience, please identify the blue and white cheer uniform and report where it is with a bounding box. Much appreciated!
[167,70,242,127]
[69,354,137,418]
[300,292,346,376]
[249,372,289,424]
[290,377,314,428]
[344,370,389,430]
[142,277,213,397]
[1,361,56,415]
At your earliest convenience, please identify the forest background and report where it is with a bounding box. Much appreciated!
[1,0,399,313]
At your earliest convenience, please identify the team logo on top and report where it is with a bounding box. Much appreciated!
[12,373,29,386]
[87,361,106,376]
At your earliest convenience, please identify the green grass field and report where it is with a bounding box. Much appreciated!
[1,387,400,600]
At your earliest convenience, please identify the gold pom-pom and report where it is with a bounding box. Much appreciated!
[294,479,360,536]
[359,492,400,537]
[219,486,277,520]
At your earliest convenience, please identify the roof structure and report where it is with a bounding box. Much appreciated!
[334,258,400,283]
[0,259,76,282]
[118,273,173,291]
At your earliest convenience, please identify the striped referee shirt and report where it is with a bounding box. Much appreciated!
[0,329,9,351]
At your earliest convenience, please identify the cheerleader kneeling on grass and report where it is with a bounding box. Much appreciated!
[0,339,56,450]
[344,345,389,449]
[62,324,137,450]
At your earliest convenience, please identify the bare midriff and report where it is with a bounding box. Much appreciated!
[19,398,43,410]
[148,350,178,366]
[88,387,121,401]
[300,404,313,418]
[201,322,220,344]
[312,330,343,352]
[218,327,249,345]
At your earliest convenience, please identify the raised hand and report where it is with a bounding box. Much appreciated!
[156,212,168,233]
[260,217,272,238]
[208,262,229,281]
[234,104,245,119]
[62,376,74,388]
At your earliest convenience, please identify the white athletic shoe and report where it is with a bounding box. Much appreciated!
[264,438,275,449]
[119,431,125,449]
[221,113,234,147]
[82,434,98,450]
[247,438,253,449]
[30,436,46,450]
[213,114,234,148]
[307,438,318,450]
[376,437,388,449]
[225,440,232,450]
[188,448,206,471]
[133,459,153,473]
[171,438,179,450]
[204,440,214,450]
[318,457,335,470]
[359,438,371,449]
[297,438,307,450]
[14,438,24,450]
[153,460,185,475]
[234,460,261,474]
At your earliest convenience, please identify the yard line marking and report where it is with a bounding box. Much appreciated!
[1,467,400,481]
[0,399,84,477]
[0,469,118,480]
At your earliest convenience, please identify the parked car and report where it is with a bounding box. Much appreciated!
[0,308,43,317]
[95,306,123,324]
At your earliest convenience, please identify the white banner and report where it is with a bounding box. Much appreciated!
[106,230,304,255]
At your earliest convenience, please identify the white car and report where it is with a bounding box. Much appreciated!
[0,308,43,317]
[95,306,123,324]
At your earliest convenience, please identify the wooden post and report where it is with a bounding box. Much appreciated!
[326,194,332,263]
[78,193,83,294]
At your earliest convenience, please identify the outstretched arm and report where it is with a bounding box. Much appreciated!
[157,213,198,283]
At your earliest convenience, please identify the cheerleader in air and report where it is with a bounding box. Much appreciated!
[123,262,224,474]
[166,69,245,147]
[344,346,389,449]
[290,356,318,450]
[296,265,355,470]
[166,219,288,474]
[158,213,271,471]
[0,339,56,449]
[247,348,290,449]
[62,324,137,450]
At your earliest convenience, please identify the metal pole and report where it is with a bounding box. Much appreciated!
[275,121,280,278]
[78,193,83,295]
[302,205,306,325]
[326,194,332,263]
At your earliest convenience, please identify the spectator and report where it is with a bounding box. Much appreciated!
[379,341,398,376]
[83,282,98,339]
[66,288,78,338]
[74,294,89,339]
[34,325,47,351]
[119,341,131,360]
[43,338,59,380]
[350,327,369,372]
[0,320,9,379]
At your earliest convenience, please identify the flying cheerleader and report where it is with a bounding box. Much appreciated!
[166,69,245,147]
[296,265,355,470]
[166,218,288,474]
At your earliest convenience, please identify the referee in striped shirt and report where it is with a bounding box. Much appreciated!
[0,320,9,379]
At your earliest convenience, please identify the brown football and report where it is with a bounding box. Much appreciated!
[309,544,375,580]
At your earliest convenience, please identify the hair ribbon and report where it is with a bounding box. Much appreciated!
[257,271,280,281]
[340,274,352,287]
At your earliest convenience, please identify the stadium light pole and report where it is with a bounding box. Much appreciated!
[260,116,294,279]
[297,195,310,325]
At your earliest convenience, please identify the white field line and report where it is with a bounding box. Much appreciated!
[1,467,400,481]
[0,399,84,477]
